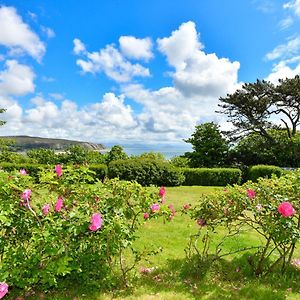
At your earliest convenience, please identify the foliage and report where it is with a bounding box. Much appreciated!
[108,158,185,186]
[232,130,300,167]
[88,164,108,181]
[188,170,300,276]
[246,165,283,182]
[182,167,242,186]
[184,122,229,167]
[218,75,300,141]
[0,108,6,126]
[0,165,172,291]
[27,148,59,165]
[0,162,43,181]
[105,145,128,164]
[137,152,166,161]
[169,156,190,168]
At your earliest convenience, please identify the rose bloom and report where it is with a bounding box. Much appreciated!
[150,203,160,213]
[21,189,32,200]
[143,212,149,220]
[197,218,206,227]
[89,213,103,231]
[19,169,27,175]
[42,203,51,216]
[278,201,295,217]
[54,197,64,212]
[247,188,256,199]
[55,164,63,177]
[158,186,166,197]
[183,203,190,210]
[0,282,8,299]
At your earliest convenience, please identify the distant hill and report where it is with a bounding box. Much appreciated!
[1,136,105,152]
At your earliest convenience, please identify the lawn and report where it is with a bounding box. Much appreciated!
[14,186,300,300]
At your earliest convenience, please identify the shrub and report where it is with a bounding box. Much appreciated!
[182,167,242,186]
[188,170,300,276]
[246,164,283,182]
[0,162,43,181]
[89,164,108,181]
[108,158,185,186]
[0,165,173,291]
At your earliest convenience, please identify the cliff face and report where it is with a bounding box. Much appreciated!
[1,136,105,152]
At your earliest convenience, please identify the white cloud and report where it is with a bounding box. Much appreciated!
[73,38,86,55]
[284,0,300,16]
[0,60,35,96]
[279,16,294,29]
[0,6,45,61]
[76,44,150,82]
[265,57,300,83]
[119,36,153,61]
[265,36,300,61]
[41,26,55,39]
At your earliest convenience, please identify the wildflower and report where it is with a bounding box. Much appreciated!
[197,218,206,227]
[140,267,155,274]
[183,203,190,210]
[0,282,8,299]
[54,197,64,212]
[21,189,32,200]
[278,201,295,217]
[168,204,176,220]
[19,169,27,175]
[291,258,300,268]
[150,203,160,213]
[55,164,62,177]
[89,213,103,231]
[247,188,256,199]
[143,212,149,220]
[158,186,166,197]
[42,204,50,216]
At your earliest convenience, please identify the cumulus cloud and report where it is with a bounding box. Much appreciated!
[41,26,55,39]
[0,6,45,61]
[265,36,300,61]
[75,42,150,82]
[73,38,86,55]
[0,60,35,96]
[119,36,153,61]
[284,0,300,17]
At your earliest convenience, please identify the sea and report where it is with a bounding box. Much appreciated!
[103,143,192,160]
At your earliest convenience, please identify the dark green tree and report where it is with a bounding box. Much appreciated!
[218,76,300,142]
[105,145,128,164]
[184,122,229,167]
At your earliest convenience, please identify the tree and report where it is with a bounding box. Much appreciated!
[105,145,128,164]
[218,76,300,142]
[0,108,6,126]
[184,122,229,167]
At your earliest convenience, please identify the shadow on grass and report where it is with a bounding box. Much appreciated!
[10,254,300,300]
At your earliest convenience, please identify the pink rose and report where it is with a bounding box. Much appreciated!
[158,187,166,197]
[197,218,206,227]
[42,203,50,216]
[247,188,256,199]
[183,203,190,210]
[0,282,8,299]
[256,204,263,211]
[54,197,64,212]
[278,201,295,217]
[55,164,62,177]
[89,213,103,231]
[19,169,27,175]
[168,204,176,220]
[143,213,149,220]
[21,189,32,200]
[150,203,160,213]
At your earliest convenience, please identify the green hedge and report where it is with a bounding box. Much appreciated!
[246,165,283,182]
[182,167,242,186]
[108,158,185,186]
[0,163,107,182]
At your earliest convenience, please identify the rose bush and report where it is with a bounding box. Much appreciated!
[0,165,173,294]
[188,170,300,276]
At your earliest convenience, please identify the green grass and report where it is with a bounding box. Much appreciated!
[11,186,300,300]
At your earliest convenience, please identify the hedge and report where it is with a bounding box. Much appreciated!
[182,167,242,186]
[108,158,185,186]
[246,165,283,182]
[0,163,107,182]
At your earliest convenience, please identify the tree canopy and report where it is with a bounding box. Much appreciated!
[218,75,300,142]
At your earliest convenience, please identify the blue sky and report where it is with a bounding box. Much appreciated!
[0,0,300,148]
